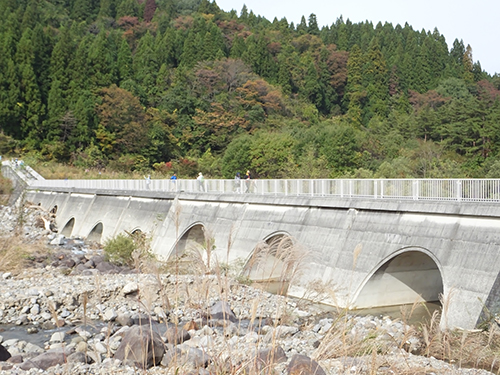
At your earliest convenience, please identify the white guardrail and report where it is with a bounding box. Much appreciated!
[25,176,500,202]
[4,160,500,202]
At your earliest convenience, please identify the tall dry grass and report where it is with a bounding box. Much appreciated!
[0,235,51,274]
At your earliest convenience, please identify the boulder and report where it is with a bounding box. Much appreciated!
[67,351,93,364]
[164,326,191,345]
[96,261,120,274]
[122,282,139,296]
[113,325,165,369]
[210,301,237,322]
[19,347,74,371]
[286,354,326,375]
[0,344,11,361]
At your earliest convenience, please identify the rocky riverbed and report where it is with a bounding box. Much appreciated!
[0,203,496,374]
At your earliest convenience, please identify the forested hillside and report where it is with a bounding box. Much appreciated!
[1,0,500,178]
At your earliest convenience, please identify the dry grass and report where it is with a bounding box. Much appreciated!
[418,310,500,373]
[0,173,13,205]
[27,160,167,180]
[0,235,51,274]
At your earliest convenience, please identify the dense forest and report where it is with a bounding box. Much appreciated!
[1,0,500,179]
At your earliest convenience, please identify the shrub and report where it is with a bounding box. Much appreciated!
[103,233,136,266]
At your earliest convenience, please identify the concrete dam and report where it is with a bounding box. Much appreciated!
[4,163,500,330]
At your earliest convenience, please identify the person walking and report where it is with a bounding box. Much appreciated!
[197,172,205,192]
[144,174,151,190]
[170,173,177,191]
[234,172,241,193]
[245,170,251,193]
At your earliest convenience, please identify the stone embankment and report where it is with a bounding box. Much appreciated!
[0,203,494,374]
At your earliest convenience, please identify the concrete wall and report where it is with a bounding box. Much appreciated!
[23,186,500,330]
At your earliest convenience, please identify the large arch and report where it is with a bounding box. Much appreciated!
[87,222,103,243]
[242,232,295,295]
[60,217,75,237]
[169,223,206,259]
[353,248,443,309]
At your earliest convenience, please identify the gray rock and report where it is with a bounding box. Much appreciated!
[116,313,133,327]
[165,326,191,345]
[286,354,326,375]
[103,308,117,322]
[122,282,138,296]
[30,304,40,315]
[113,324,165,369]
[50,234,66,246]
[19,347,74,371]
[67,351,93,364]
[96,261,119,274]
[50,331,66,343]
[0,344,11,361]
[210,301,237,322]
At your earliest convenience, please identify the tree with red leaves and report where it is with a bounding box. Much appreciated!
[143,0,156,23]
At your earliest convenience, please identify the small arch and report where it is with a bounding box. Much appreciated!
[353,249,443,309]
[242,232,295,295]
[87,222,103,243]
[169,223,206,259]
[61,217,75,237]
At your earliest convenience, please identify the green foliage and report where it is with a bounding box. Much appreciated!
[104,233,136,266]
[104,231,152,267]
[0,0,498,178]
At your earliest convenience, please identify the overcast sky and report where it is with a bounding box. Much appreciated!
[215,0,499,76]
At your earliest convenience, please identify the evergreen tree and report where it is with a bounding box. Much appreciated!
[307,14,319,36]
[133,31,158,95]
[463,44,474,83]
[88,29,117,88]
[344,44,364,125]
[297,16,307,35]
[117,38,133,82]
[363,37,388,120]
[98,0,117,19]
[15,28,45,142]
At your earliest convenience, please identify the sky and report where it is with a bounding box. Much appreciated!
[215,0,500,76]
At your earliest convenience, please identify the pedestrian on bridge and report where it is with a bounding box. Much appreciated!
[234,172,241,193]
[197,172,205,192]
[170,173,177,191]
[245,170,251,193]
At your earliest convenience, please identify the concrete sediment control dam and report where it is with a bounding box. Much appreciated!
[4,161,500,330]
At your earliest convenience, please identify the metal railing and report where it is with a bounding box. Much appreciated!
[25,176,500,202]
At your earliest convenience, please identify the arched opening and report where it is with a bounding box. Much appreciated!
[243,233,296,295]
[170,224,206,259]
[354,250,443,309]
[87,222,103,243]
[61,218,75,237]
[168,224,211,274]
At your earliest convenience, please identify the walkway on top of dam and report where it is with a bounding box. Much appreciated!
[7,159,500,203]
[3,159,500,203]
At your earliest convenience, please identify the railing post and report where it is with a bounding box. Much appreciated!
[413,179,419,200]
[310,180,314,196]
[374,180,377,199]
[381,180,384,199]
[340,180,344,198]
[456,180,462,202]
